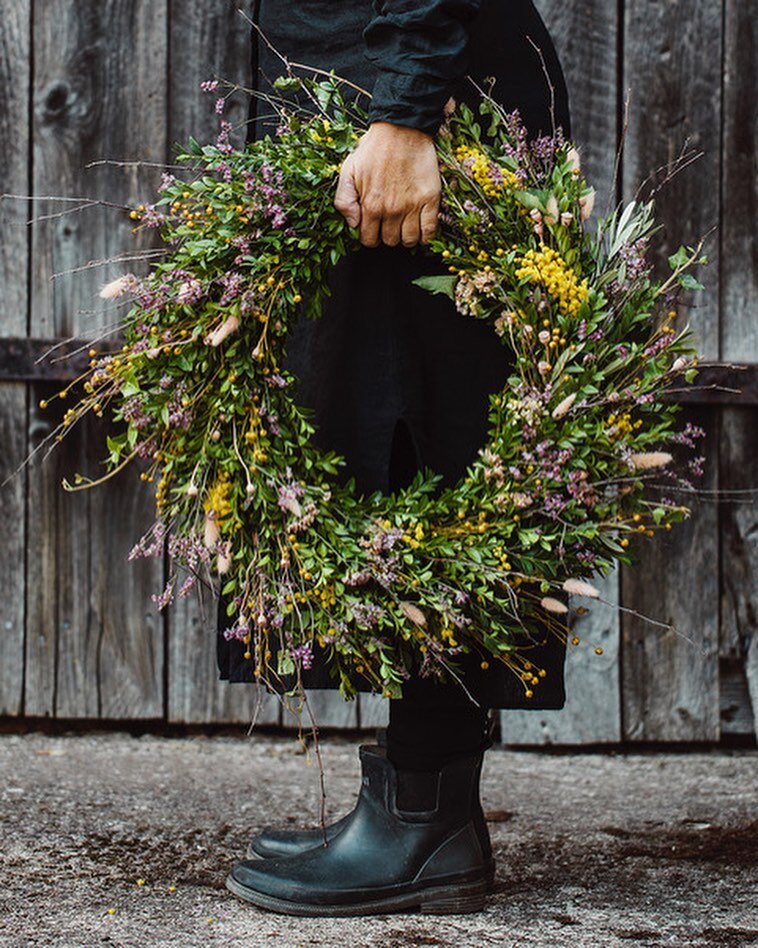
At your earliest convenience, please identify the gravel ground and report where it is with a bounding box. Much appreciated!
[0,731,756,947]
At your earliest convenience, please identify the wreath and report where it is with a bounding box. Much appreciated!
[45,73,706,703]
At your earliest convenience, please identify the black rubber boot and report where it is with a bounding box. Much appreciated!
[246,729,387,859]
[226,745,495,917]
[246,730,493,867]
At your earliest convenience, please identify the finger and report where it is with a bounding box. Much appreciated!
[359,201,381,247]
[400,212,421,248]
[380,212,403,247]
[333,159,361,229]
[419,197,440,244]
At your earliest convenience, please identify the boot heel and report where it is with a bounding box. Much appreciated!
[420,879,489,915]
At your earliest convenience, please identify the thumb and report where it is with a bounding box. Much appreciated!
[334,157,361,229]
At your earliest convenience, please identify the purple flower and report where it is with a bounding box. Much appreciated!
[123,396,150,431]
[291,642,314,670]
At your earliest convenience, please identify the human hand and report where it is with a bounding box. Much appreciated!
[333,121,441,248]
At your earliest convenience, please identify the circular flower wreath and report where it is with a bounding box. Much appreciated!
[50,73,706,703]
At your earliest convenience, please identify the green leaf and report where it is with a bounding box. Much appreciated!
[278,653,295,676]
[678,272,705,291]
[106,435,123,463]
[668,245,690,270]
[411,274,457,299]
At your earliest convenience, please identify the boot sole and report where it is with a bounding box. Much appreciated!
[225,872,491,917]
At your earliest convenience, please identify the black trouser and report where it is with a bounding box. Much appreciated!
[384,418,491,773]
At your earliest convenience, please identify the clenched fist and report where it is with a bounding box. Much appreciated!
[334,121,441,248]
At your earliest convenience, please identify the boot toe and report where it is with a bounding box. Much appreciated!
[228,853,337,909]
[247,813,351,859]
[247,829,314,859]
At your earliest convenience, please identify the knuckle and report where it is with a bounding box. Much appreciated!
[361,198,381,218]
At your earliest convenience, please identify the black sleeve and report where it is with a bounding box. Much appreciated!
[362,0,484,138]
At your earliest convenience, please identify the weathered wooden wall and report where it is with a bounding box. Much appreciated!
[1,0,755,743]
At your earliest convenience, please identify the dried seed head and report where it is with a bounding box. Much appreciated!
[540,596,569,614]
[203,514,220,548]
[206,313,240,347]
[629,451,673,470]
[551,392,577,420]
[566,147,581,172]
[579,189,595,221]
[562,578,600,598]
[399,600,427,627]
[98,273,137,299]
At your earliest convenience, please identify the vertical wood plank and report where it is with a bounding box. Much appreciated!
[621,0,722,358]
[167,580,278,725]
[621,408,720,741]
[620,0,722,741]
[720,0,758,361]
[503,571,621,744]
[165,0,278,725]
[25,1,168,718]
[718,0,758,739]
[502,1,622,744]
[0,0,30,716]
[535,0,619,210]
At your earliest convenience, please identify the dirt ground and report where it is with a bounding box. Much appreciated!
[0,731,756,948]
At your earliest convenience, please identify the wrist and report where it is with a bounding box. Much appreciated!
[367,120,435,144]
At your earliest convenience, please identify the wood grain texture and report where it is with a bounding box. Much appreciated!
[25,1,168,718]
[2,0,752,738]
[719,658,756,737]
[719,408,758,735]
[164,0,278,724]
[535,0,619,211]
[720,0,757,362]
[0,336,121,382]
[622,408,720,742]
[281,691,358,730]
[619,1,723,741]
[503,2,622,745]
[0,0,30,715]
[358,693,390,729]
[718,1,757,737]
[622,0,722,359]
[167,580,278,725]
[502,571,621,745]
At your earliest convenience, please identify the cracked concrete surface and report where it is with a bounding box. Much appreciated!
[1,732,756,947]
